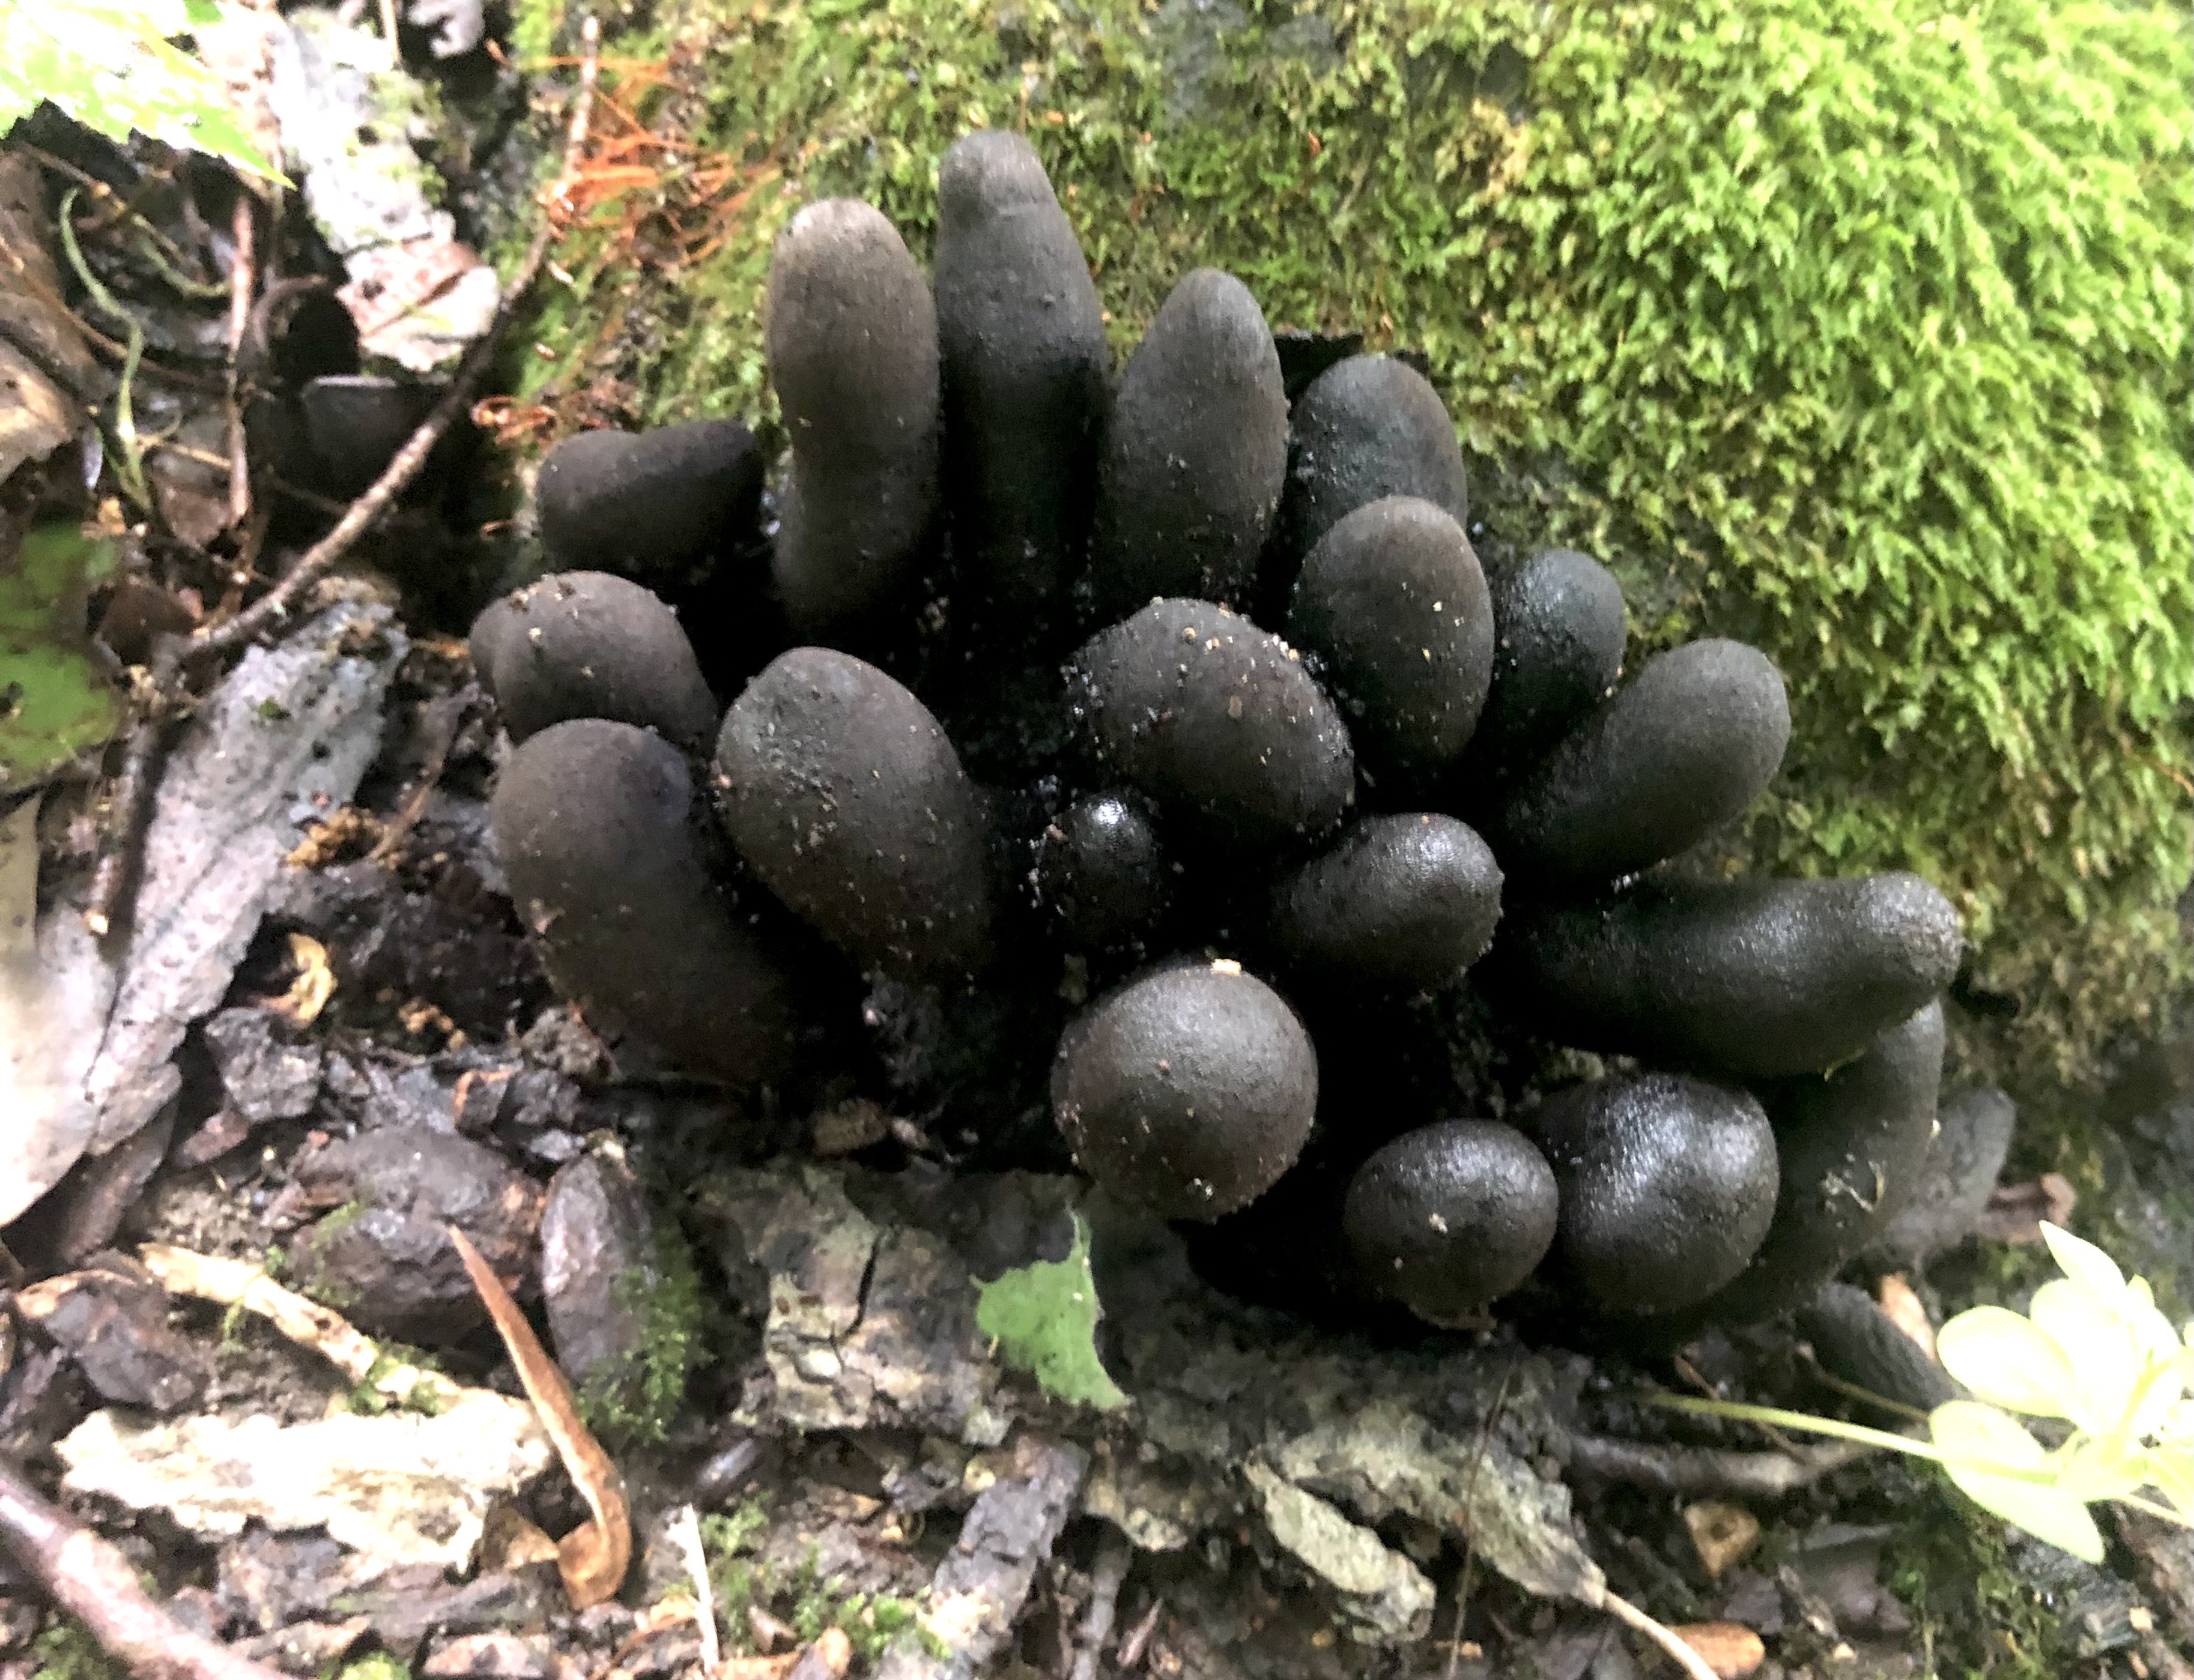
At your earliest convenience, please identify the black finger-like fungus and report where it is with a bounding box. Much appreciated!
[1286,495,1494,790]
[934,130,1108,631]
[1033,791,1175,954]
[766,199,942,632]
[1536,1072,1780,1314]
[491,719,797,1085]
[1705,1000,1946,1325]
[1276,354,1469,571]
[1470,548,1628,771]
[1052,959,1318,1220]
[1269,813,1502,991]
[1494,638,1790,884]
[1502,872,1963,1078]
[1071,598,1356,849]
[1342,1120,1557,1320]
[1088,268,1287,619]
[535,419,762,586]
[715,647,995,980]
[470,570,718,748]
[483,160,1987,1352]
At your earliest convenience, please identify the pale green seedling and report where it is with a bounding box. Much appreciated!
[1661,1224,2193,1563]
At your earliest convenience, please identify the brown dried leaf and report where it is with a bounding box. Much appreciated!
[1977,1173,2077,1245]
[266,932,336,1026]
[1876,1273,1936,1360]
[449,1224,630,1609]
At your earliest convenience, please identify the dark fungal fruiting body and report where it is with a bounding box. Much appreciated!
[1052,959,1318,1221]
[715,647,996,981]
[933,130,1108,636]
[1705,1000,1947,1325]
[1492,638,1790,886]
[1274,355,1468,587]
[1342,1120,1557,1322]
[535,420,762,588]
[1536,1073,1779,1315]
[1286,495,1494,792]
[766,198,941,634]
[1268,814,1502,992]
[1034,791,1175,955]
[469,571,717,749]
[1469,548,1628,775]
[1087,267,1287,620]
[1071,598,1354,850]
[1500,872,1963,1079]
[491,719,797,1086]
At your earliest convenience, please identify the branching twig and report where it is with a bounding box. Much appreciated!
[0,1452,293,1680]
[82,18,602,941]
[1601,1590,1721,1680]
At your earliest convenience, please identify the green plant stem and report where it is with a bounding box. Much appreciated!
[1649,1394,2059,1486]
[128,230,230,301]
[55,189,148,509]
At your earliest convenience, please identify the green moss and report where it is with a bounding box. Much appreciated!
[503,0,2192,1106]
[344,1344,447,1416]
[573,1225,711,1447]
[1884,1476,2067,1679]
[329,1654,412,1680]
[29,1619,127,1680]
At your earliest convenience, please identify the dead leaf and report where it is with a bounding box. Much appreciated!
[664,1503,720,1673]
[1876,1274,1936,1360]
[267,931,336,1026]
[1682,1502,1760,1581]
[1977,1173,2076,1245]
[479,1502,563,1571]
[449,1224,631,1609]
[1667,1623,1765,1679]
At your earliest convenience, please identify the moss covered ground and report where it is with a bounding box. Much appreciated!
[494,0,2191,1118]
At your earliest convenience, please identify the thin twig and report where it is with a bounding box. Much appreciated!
[225,194,257,528]
[1070,1530,1132,1680]
[366,682,479,865]
[0,1452,293,1680]
[1115,1598,1163,1671]
[83,637,181,938]
[1601,1590,1720,1680]
[1448,1356,1519,1678]
[1568,1432,1876,1498]
[82,19,601,941]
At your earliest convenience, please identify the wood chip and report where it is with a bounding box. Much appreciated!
[450,1224,631,1609]
[1668,1622,1766,1679]
[1682,1501,1760,1580]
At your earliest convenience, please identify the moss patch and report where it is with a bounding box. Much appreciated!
[29,1620,127,1680]
[574,1222,712,1447]
[498,0,2192,1112]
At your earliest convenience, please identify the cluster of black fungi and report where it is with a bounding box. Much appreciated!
[474,132,1965,1340]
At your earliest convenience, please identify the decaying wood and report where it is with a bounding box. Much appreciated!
[0,1452,292,1680]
